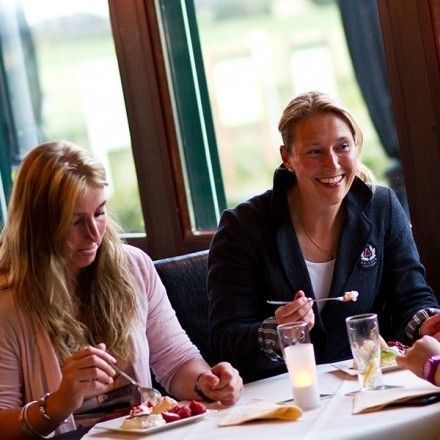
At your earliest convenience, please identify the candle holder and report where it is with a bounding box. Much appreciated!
[277,321,320,410]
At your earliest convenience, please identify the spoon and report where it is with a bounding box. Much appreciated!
[267,291,359,306]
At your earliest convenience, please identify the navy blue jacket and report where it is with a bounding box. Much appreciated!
[208,167,438,381]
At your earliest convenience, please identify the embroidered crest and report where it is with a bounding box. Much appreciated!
[359,244,377,270]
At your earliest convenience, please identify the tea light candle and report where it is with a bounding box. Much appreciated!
[284,343,320,410]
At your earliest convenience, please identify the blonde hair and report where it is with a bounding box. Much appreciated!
[278,90,375,184]
[0,141,137,360]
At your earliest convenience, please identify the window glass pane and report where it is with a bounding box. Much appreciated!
[194,0,393,208]
[156,0,227,230]
[2,0,144,233]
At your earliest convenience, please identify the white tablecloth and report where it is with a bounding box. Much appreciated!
[83,364,440,440]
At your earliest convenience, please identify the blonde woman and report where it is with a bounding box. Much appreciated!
[208,91,440,382]
[0,141,242,438]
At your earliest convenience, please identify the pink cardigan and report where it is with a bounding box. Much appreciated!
[0,245,202,433]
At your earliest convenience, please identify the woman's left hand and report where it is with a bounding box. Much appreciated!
[420,314,440,340]
[396,335,440,378]
[196,362,243,406]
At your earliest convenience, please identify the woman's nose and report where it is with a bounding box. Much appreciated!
[323,151,338,169]
[84,217,99,240]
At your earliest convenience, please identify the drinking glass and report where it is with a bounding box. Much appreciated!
[277,321,320,410]
[345,313,384,391]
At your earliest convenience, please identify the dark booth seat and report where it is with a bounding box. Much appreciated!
[153,250,218,366]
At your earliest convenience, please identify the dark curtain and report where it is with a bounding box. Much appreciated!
[0,4,42,167]
[337,0,408,213]
[0,5,42,225]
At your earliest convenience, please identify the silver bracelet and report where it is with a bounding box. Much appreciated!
[194,372,215,402]
[19,401,52,438]
[38,393,61,424]
[20,402,37,437]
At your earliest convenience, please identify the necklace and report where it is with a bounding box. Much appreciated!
[287,189,341,261]
[301,225,335,260]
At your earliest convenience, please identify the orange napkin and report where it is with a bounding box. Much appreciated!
[219,398,302,426]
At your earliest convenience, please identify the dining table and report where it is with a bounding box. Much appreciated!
[75,363,440,440]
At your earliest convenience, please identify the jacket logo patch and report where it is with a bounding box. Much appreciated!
[359,244,377,270]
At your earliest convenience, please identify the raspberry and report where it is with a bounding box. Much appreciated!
[189,400,207,415]
[161,411,181,423]
[175,405,192,419]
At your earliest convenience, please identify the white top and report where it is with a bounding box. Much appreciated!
[305,259,335,311]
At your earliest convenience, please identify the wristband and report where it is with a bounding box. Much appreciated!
[423,355,440,385]
[194,372,216,403]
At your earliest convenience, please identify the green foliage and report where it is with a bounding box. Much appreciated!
[107,149,145,233]
[196,0,392,206]
[35,32,144,232]
[31,1,393,227]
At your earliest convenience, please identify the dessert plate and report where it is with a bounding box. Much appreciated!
[94,412,208,434]
[331,359,401,376]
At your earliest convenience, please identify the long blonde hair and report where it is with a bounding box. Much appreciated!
[0,141,137,360]
[278,90,375,184]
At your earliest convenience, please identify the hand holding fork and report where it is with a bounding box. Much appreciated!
[88,336,161,403]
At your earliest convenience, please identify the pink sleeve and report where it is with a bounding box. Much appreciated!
[0,293,23,409]
[126,246,203,391]
[0,291,76,432]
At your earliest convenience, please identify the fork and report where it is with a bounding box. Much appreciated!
[88,336,161,403]
[111,363,162,404]
[267,296,348,306]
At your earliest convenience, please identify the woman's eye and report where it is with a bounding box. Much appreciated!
[336,143,351,152]
[306,149,321,156]
[95,211,105,218]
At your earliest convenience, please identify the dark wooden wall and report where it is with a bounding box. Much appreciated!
[378,0,440,296]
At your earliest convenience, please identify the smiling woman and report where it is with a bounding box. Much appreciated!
[282,114,357,188]
[207,90,440,383]
[277,92,373,264]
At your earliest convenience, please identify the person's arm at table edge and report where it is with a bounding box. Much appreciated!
[168,358,243,405]
[396,335,440,386]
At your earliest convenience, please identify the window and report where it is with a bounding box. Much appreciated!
[1,0,439,270]
[192,0,392,207]
[0,0,144,235]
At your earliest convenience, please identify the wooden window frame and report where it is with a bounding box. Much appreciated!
[109,0,220,259]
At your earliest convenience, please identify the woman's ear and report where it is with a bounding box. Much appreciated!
[280,145,291,171]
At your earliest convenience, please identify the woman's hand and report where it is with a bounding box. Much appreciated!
[274,290,314,330]
[196,362,243,406]
[396,335,440,379]
[420,314,440,340]
[54,343,116,413]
